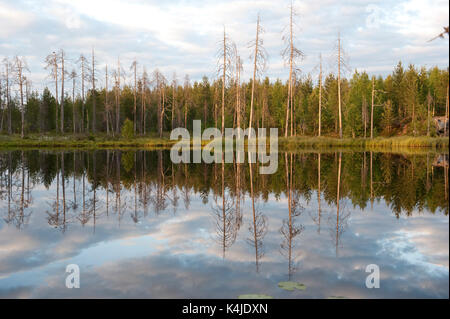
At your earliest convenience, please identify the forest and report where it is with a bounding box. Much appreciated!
[0,13,449,141]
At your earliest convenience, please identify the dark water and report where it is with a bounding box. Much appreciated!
[0,149,448,299]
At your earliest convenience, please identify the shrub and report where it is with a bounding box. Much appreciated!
[121,119,134,139]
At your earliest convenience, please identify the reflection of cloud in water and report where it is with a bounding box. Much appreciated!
[0,151,448,298]
[0,196,448,298]
[378,230,448,276]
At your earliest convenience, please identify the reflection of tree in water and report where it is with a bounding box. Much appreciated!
[233,157,243,233]
[114,151,127,223]
[47,152,69,231]
[247,160,268,273]
[310,153,322,233]
[211,154,238,258]
[1,149,448,234]
[150,150,168,214]
[74,151,103,229]
[138,151,151,218]
[68,152,79,212]
[182,163,191,210]
[327,152,350,257]
[168,163,180,215]
[280,153,304,280]
[5,152,33,229]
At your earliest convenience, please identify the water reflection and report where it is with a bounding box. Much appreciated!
[0,149,448,298]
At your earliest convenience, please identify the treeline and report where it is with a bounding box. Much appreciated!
[0,54,448,138]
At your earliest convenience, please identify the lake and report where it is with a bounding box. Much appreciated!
[0,149,448,298]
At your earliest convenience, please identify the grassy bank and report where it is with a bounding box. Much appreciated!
[0,134,448,150]
[0,134,177,149]
[279,136,449,150]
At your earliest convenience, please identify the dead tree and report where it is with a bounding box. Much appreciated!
[13,56,29,138]
[318,54,322,136]
[130,60,138,134]
[183,74,191,129]
[77,54,88,133]
[2,58,12,134]
[105,65,110,135]
[141,68,149,134]
[282,3,304,137]
[45,52,59,132]
[171,72,177,130]
[69,69,77,134]
[153,69,167,137]
[60,49,66,133]
[217,27,234,134]
[248,15,267,137]
[90,48,97,133]
[234,53,243,134]
[333,32,349,139]
[114,57,125,134]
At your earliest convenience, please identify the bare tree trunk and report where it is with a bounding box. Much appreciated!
[249,17,260,138]
[236,56,241,135]
[427,92,431,136]
[91,48,96,134]
[132,60,137,134]
[172,77,176,131]
[371,76,374,139]
[80,56,85,133]
[72,71,76,134]
[318,54,322,137]
[222,28,227,135]
[4,60,12,134]
[60,50,65,133]
[55,53,59,133]
[284,9,294,138]
[142,74,146,134]
[14,56,27,138]
[105,65,109,136]
[338,34,342,139]
[116,58,121,134]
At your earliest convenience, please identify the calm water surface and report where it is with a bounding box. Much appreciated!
[0,149,448,298]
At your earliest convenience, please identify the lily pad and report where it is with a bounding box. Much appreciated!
[238,294,274,299]
[327,296,348,299]
[277,281,306,291]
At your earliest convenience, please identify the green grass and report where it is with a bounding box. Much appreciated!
[0,133,177,149]
[279,136,449,150]
[0,133,448,151]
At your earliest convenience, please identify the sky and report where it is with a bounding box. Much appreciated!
[0,0,449,91]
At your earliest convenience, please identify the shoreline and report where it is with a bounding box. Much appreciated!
[0,134,448,151]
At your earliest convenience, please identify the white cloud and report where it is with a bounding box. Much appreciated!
[0,2,35,37]
[0,0,448,90]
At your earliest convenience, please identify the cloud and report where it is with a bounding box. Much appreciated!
[0,0,448,98]
[0,2,35,37]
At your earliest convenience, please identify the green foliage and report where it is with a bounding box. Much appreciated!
[121,118,134,139]
[0,63,448,138]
